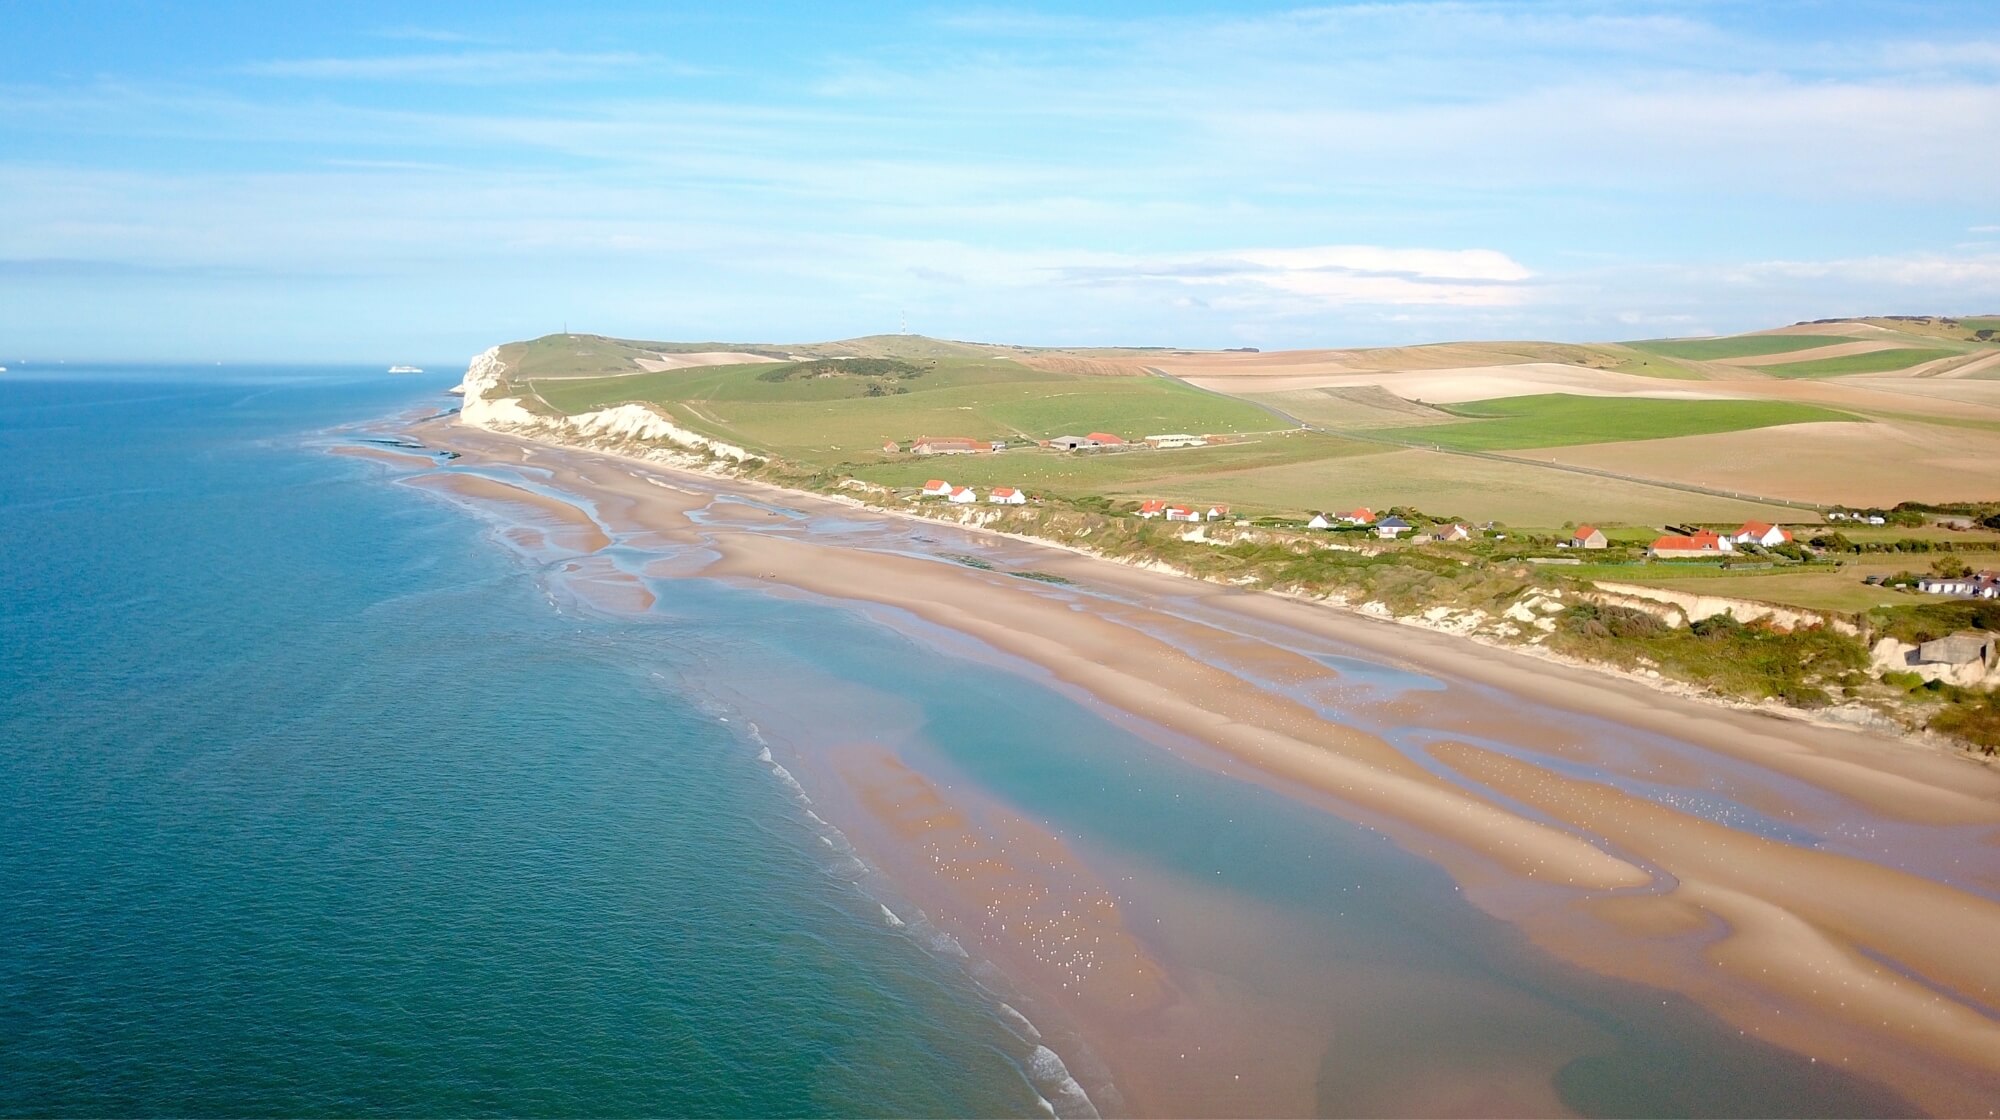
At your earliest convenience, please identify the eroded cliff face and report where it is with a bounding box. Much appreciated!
[451,347,754,463]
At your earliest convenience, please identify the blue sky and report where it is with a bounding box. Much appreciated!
[5,1,2000,361]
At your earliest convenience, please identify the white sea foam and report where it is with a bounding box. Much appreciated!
[996,1002,1042,1044]
[1028,1045,1099,1120]
[879,904,906,928]
[766,762,810,803]
[755,745,773,763]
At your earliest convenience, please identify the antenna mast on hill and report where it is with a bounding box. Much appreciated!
[900,310,908,335]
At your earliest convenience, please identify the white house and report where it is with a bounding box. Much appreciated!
[1164,504,1201,522]
[1307,513,1333,530]
[1376,515,1413,539]
[1137,500,1168,519]
[1733,521,1794,548]
[948,485,978,504]
[1918,572,2000,598]
[1432,523,1472,542]
[989,487,1027,505]
[920,479,953,498]
[1204,504,1231,521]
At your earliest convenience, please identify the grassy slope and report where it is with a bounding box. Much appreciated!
[1757,347,1966,378]
[1375,393,1856,451]
[526,356,1283,461]
[1626,335,1855,361]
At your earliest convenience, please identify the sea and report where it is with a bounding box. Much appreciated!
[0,366,1912,1117]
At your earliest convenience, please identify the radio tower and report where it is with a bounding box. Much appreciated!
[900,310,909,335]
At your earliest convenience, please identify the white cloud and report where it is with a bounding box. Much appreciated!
[239,50,658,83]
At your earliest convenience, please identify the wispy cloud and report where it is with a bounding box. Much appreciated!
[240,50,658,83]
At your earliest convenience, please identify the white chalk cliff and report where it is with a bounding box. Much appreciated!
[452,346,754,463]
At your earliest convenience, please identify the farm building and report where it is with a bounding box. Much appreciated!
[1917,632,1998,668]
[1137,500,1169,519]
[1432,523,1473,542]
[1085,432,1125,446]
[1145,434,1207,449]
[948,486,978,504]
[989,487,1027,505]
[920,479,953,498]
[913,436,982,456]
[990,440,1008,452]
[1568,525,1608,549]
[881,439,900,454]
[1648,531,1733,558]
[1047,435,1094,451]
[1376,516,1413,539]
[1734,521,1794,547]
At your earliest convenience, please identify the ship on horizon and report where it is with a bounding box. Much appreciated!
[387,364,423,374]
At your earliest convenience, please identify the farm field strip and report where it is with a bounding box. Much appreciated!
[1626,334,1857,361]
[1757,347,1967,378]
[1373,393,1856,451]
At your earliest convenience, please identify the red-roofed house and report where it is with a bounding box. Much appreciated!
[1648,531,1733,558]
[1733,521,1793,548]
[948,485,978,504]
[1204,504,1231,521]
[881,439,900,454]
[1137,500,1169,519]
[1336,508,1375,526]
[1085,432,1125,446]
[920,479,952,497]
[1568,525,1608,549]
[1165,505,1201,522]
[989,487,1027,505]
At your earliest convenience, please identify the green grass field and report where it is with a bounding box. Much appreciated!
[1625,335,1854,361]
[848,431,1374,497]
[1758,347,1964,378]
[1374,394,1856,451]
[526,357,1284,461]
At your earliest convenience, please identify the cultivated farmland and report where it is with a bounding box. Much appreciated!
[1374,394,1855,451]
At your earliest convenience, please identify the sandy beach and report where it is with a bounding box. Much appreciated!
[371,418,2000,1117]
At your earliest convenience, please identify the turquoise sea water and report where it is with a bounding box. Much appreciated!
[0,368,1914,1116]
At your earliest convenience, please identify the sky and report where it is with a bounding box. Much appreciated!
[5,0,2000,362]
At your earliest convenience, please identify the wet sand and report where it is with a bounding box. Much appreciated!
[382,419,2000,1116]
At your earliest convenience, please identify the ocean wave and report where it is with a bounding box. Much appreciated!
[995,1002,1042,1044]
[879,904,906,928]
[1028,1045,1099,1120]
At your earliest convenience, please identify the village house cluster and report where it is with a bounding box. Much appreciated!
[1137,500,1231,523]
[1302,507,1472,542]
[1917,571,2000,598]
[885,431,1218,456]
[918,479,1028,505]
[1647,521,1796,558]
